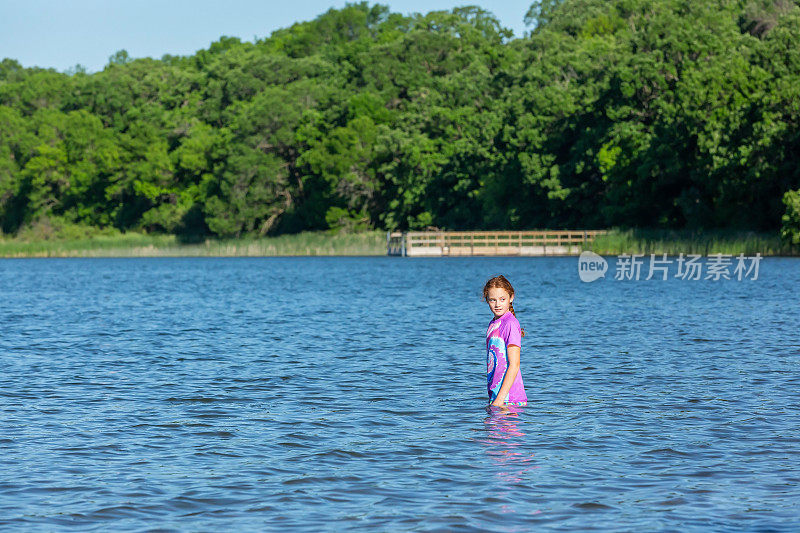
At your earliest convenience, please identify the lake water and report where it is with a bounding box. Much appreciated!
[1,256,799,531]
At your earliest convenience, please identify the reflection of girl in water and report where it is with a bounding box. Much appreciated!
[483,275,528,409]
[481,409,538,487]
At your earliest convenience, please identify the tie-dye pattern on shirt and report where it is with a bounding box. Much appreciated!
[485,312,528,406]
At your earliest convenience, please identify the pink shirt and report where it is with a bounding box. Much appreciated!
[486,311,528,405]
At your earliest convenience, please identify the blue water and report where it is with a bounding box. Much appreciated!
[1,256,799,531]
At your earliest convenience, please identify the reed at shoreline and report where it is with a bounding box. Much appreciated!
[0,230,387,258]
[588,229,795,256]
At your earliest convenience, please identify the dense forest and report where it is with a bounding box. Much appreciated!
[1,0,800,242]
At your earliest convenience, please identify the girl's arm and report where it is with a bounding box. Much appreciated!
[491,345,520,407]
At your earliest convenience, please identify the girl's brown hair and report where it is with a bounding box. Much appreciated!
[482,275,525,337]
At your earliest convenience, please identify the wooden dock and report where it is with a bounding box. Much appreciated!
[387,230,607,257]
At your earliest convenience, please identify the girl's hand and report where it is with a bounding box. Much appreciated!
[490,400,510,411]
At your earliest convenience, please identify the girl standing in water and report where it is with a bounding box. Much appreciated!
[484,275,528,408]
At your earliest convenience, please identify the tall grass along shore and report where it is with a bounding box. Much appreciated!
[588,229,795,256]
[0,231,387,258]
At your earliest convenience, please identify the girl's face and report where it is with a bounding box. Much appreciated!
[486,287,513,319]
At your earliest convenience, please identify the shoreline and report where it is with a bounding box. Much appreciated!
[0,229,795,258]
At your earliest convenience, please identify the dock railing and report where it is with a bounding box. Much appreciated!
[387,230,607,256]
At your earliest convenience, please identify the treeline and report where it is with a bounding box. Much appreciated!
[1,0,800,241]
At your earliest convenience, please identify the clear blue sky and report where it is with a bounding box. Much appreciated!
[0,0,533,73]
